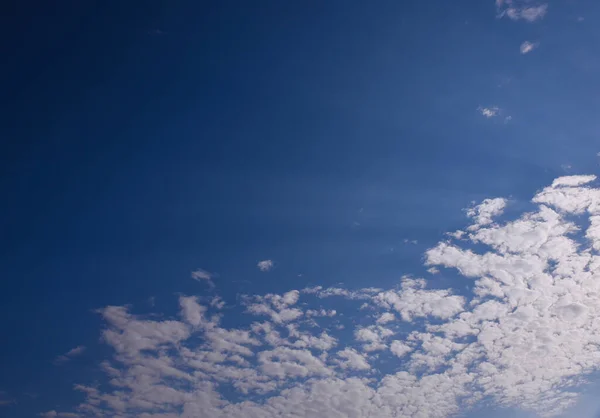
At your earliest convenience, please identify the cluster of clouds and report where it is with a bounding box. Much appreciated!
[41,174,600,417]
[480,1,551,121]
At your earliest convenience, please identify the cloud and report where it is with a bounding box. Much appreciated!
[40,174,600,418]
[496,0,548,22]
[335,348,371,370]
[478,106,500,118]
[191,268,214,287]
[520,40,539,54]
[257,260,274,272]
[53,345,86,365]
[466,197,507,230]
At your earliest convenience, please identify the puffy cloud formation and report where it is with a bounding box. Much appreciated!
[478,105,500,118]
[257,259,274,272]
[43,175,600,417]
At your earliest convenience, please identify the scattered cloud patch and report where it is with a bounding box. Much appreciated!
[38,174,600,418]
[496,0,548,22]
[478,105,500,118]
[520,40,538,54]
[257,259,274,272]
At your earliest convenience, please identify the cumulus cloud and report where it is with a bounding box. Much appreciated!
[496,0,548,22]
[520,40,538,54]
[335,348,371,370]
[478,106,500,118]
[257,260,274,272]
[40,174,600,418]
[466,197,507,230]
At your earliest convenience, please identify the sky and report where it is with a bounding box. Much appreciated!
[3,0,600,417]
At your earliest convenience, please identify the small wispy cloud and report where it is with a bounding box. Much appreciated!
[520,40,538,54]
[496,0,548,22]
[257,260,274,272]
[53,346,86,365]
[478,105,500,118]
[191,269,214,287]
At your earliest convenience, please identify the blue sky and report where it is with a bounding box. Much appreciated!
[3,1,600,417]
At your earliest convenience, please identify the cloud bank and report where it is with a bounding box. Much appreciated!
[44,175,600,417]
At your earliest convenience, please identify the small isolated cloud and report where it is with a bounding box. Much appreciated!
[478,106,500,118]
[496,0,548,22]
[520,40,538,54]
[54,346,86,365]
[257,260,274,272]
[191,268,214,287]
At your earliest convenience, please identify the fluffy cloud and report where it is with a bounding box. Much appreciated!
[257,260,274,272]
[335,348,371,370]
[496,0,548,22]
[478,105,500,118]
[520,40,539,54]
[42,175,600,418]
[466,197,507,230]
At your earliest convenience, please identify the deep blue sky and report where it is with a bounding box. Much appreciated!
[3,1,600,416]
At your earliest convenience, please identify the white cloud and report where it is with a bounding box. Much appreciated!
[478,106,500,118]
[191,268,214,287]
[374,278,465,322]
[41,174,600,418]
[390,340,412,358]
[376,312,395,324]
[520,40,538,54]
[179,296,207,327]
[257,260,274,272]
[355,325,394,352]
[53,345,86,365]
[497,1,548,22]
[551,174,596,188]
[466,197,507,230]
[335,348,371,370]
